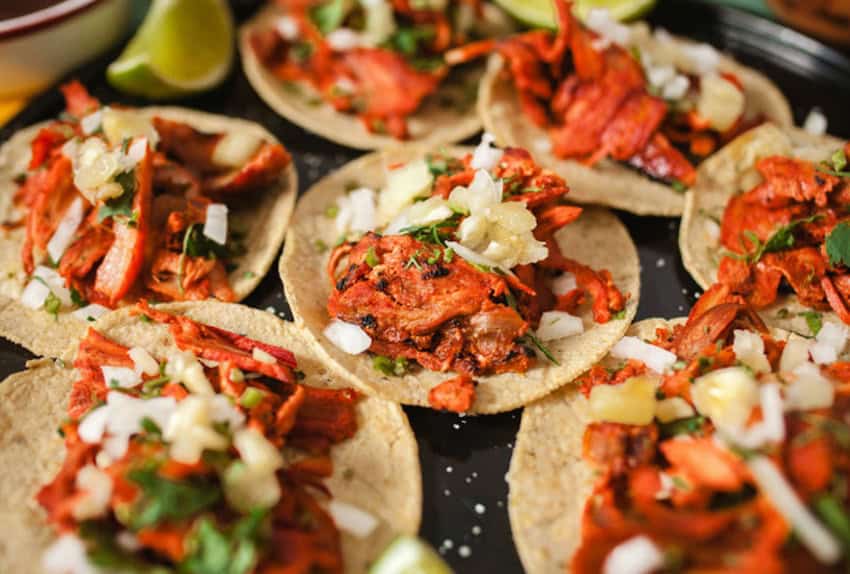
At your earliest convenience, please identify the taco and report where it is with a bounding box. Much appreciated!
[462,0,792,216]
[680,122,849,336]
[280,137,640,413]
[0,300,421,573]
[0,82,297,357]
[510,293,850,573]
[240,0,516,149]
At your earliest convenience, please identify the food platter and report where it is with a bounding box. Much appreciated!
[1,0,849,571]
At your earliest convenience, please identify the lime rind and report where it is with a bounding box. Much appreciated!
[495,0,656,28]
[368,536,453,574]
[107,0,234,99]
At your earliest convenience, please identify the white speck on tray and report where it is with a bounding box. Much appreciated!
[442,539,454,549]
[474,503,486,514]
[446,466,453,473]
[452,423,460,429]
[472,471,478,478]
[497,500,504,507]
[265,306,275,313]
[444,489,451,496]
[458,545,472,558]
[656,258,666,268]
[472,525,482,536]
[465,477,472,484]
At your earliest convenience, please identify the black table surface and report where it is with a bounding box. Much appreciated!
[1,1,849,572]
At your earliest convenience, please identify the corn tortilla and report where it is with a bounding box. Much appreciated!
[0,300,421,573]
[279,145,641,414]
[0,108,298,357]
[478,28,793,216]
[239,3,484,151]
[680,122,844,335]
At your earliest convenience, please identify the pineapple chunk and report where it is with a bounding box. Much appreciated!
[589,375,659,425]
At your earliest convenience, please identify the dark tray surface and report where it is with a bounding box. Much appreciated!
[1,1,849,571]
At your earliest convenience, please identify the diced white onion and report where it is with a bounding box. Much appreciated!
[336,187,377,235]
[72,304,110,322]
[697,74,745,132]
[166,351,215,395]
[328,500,380,538]
[585,8,632,48]
[212,132,262,168]
[101,366,141,389]
[78,392,177,460]
[535,311,584,341]
[748,456,842,564]
[550,272,577,296]
[326,28,362,50]
[47,197,86,264]
[101,108,160,148]
[80,110,103,135]
[275,15,300,40]
[33,265,73,307]
[129,347,159,376]
[20,278,51,310]
[680,43,720,75]
[602,535,664,574]
[732,329,771,373]
[324,319,372,355]
[165,395,234,464]
[610,336,677,374]
[124,137,148,167]
[655,396,695,423]
[72,464,113,520]
[661,74,690,100]
[803,108,828,136]
[233,427,283,474]
[448,169,502,213]
[732,383,785,449]
[780,336,811,373]
[42,534,98,574]
[810,322,848,365]
[470,132,504,171]
[203,203,229,245]
[444,240,503,271]
[786,362,835,411]
[252,347,277,364]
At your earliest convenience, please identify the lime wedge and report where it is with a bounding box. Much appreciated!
[107,0,234,99]
[368,536,454,574]
[494,0,656,28]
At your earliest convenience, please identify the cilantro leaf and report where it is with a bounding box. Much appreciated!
[747,214,823,263]
[522,332,560,365]
[79,521,163,573]
[832,149,848,173]
[827,222,850,268]
[127,467,221,530]
[97,170,136,223]
[43,291,61,319]
[70,287,87,308]
[384,26,435,57]
[180,510,267,574]
[659,415,705,439]
[310,0,348,34]
[801,310,823,336]
[425,153,463,177]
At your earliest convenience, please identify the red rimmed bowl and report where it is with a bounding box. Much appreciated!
[0,0,131,99]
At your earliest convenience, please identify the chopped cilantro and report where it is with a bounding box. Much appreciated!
[399,213,462,247]
[139,416,162,437]
[671,475,691,491]
[827,222,850,268]
[242,271,256,279]
[43,291,61,319]
[310,0,347,34]
[373,355,408,376]
[365,246,380,267]
[659,415,705,438]
[141,375,169,396]
[70,287,87,308]
[814,494,850,552]
[832,149,848,173]
[670,180,688,193]
[314,238,328,253]
[96,170,136,223]
[239,387,264,408]
[384,26,435,56]
[290,42,314,64]
[744,214,823,263]
[522,332,560,365]
[425,153,463,177]
[181,510,267,574]
[127,467,221,530]
[443,247,454,263]
[801,310,823,336]
[405,250,423,270]
[612,309,626,320]
[426,248,441,265]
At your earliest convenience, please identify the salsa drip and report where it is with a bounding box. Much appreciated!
[716,142,850,325]
[326,147,626,409]
[575,296,850,573]
[249,0,500,139]
[449,0,759,188]
[8,82,290,309]
[39,303,359,573]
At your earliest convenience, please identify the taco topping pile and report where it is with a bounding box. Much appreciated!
[249,0,512,139]
[6,82,290,320]
[451,0,759,188]
[575,293,850,572]
[38,303,368,574]
[323,137,627,412]
[716,142,850,326]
